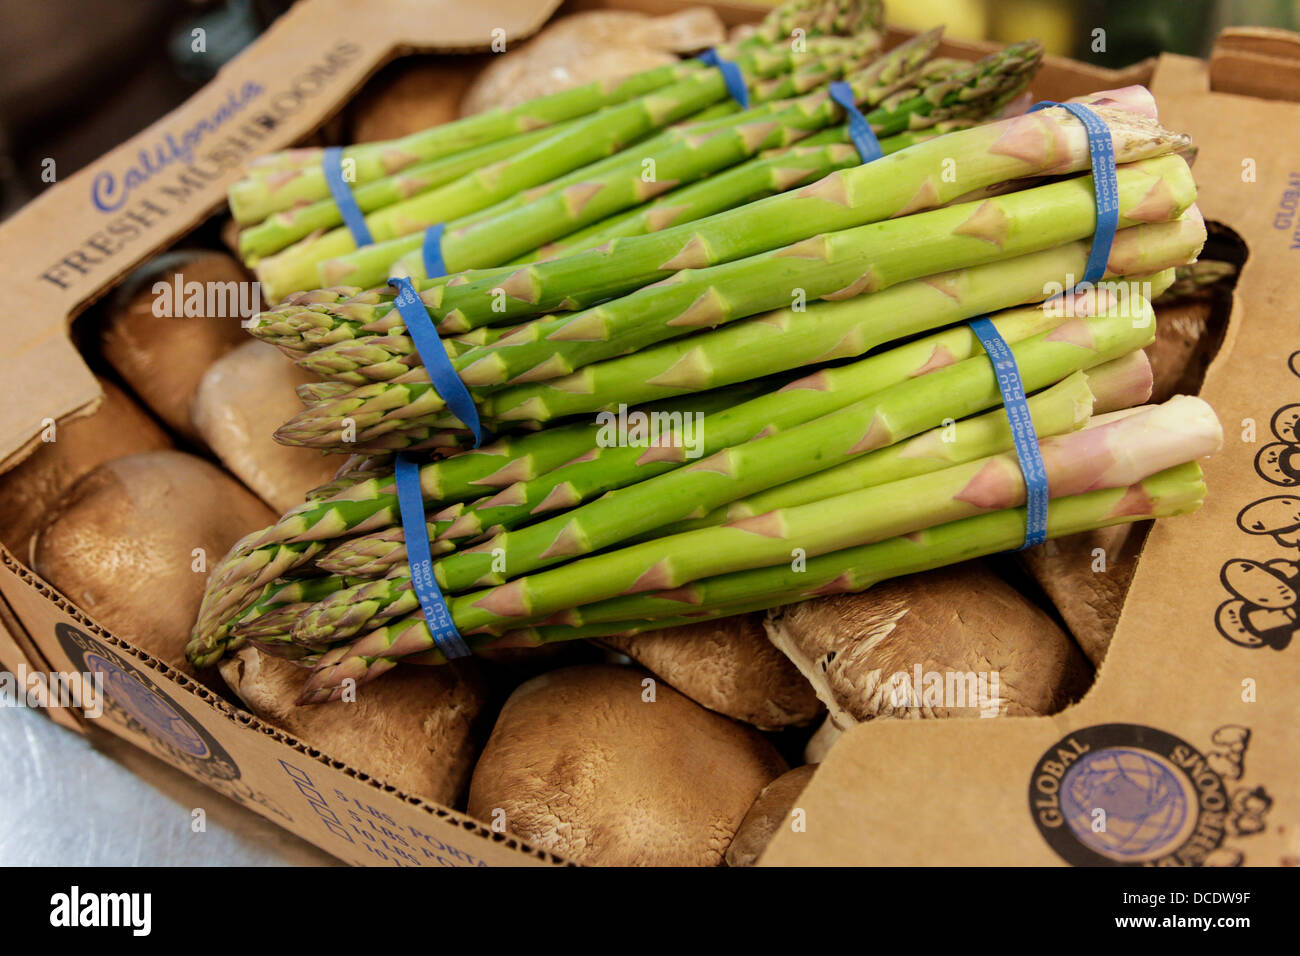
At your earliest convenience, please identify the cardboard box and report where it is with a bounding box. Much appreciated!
[0,1,1296,866]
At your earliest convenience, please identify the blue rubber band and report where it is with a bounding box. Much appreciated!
[1026,101,1119,286]
[698,48,750,108]
[387,276,490,448]
[322,146,373,248]
[828,81,883,164]
[422,223,447,279]
[968,319,1050,550]
[394,454,472,660]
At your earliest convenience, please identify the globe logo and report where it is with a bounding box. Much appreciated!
[1060,747,1192,861]
[85,652,210,758]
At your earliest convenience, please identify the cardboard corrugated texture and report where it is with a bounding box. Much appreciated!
[0,0,1296,865]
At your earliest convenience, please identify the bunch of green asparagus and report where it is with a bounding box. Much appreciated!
[188,0,1221,702]
[230,0,1049,301]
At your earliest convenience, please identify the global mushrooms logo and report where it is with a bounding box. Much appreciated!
[1028,723,1270,866]
[53,622,240,782]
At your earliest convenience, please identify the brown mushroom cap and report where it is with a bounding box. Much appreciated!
[191,340,340,512]
[220,647,488,806]
[100,251,251,442]
[597,614,822,730]
[467,664,786,866]
[764,561,1092,723]
[1019,521,1147,665]
[725,764,818,867]
[0,377,171,556]
[460,9,724,115]
[32,451,275,673]
[349,58,480,143]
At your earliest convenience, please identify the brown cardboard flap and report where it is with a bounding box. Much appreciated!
[0,547,87,733]
[1210,26,1300,102]
[0,547,568,866]
[0,0,563,472]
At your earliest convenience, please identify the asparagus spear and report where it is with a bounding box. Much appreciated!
[431,100,1190,331]
[276,155,1195,450]
[317,31,955,288]
[304,351,1147,581]
[229,0,884,221]
[256,29,897,300]
[298,406,1217,699]
[450,154,1193,390]
[653,353,1153,538]
[254,70,756,301]
[441,397,1220,634]
[228,62,704,224]
[248,97,1182,361]
[185,384,765,661]
[468,462,1208,652]
[290,305,1157,644]
[260,225,1193,603]
[389,133,869,284]
[475,213,1201,423]
[236,121,582,264]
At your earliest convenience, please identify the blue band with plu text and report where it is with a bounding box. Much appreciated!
[827,81,883,163]
[698,49,750,108]
[394,454,471,660]
[322,146,373,248]
[967,318,1050,550]
[963,100,1121,550]
[1026,101,1119,285]
[386,276,490,447]
[422,223,447,279]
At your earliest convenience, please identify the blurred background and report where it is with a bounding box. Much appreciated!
[1,0,1299,220]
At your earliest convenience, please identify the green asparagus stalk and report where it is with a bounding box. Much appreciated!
[430,100,1190,331]
[255,68,765,301]
[468,462,1207,651]
[306,351,1147,581]
[654,353,1153,538]
[457,398,1219,634]
[236,121,582,264]
[444,269,1184,547]
[289,305,1157,644]
[230,0,885,213]
[277,240,1191,583]
[255,28,899,300]
[389,128,877,285]
[298,406,1217,699]
[185,384,766,662]
[229,62,703,224]
[275,156,1194,450]
[315,31,954,289]
[475,214,1201,424]
[447,154,1193,392]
